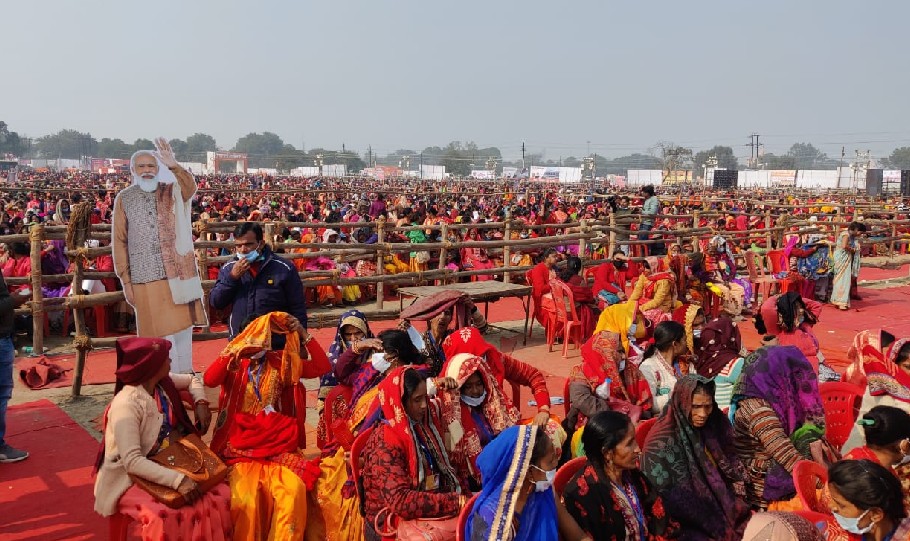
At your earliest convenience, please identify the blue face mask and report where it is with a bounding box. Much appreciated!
[833,510,873,535]
[628,322,638,340]
[238,249,260,262]
[461,392,486,408]
[619,360,627,372]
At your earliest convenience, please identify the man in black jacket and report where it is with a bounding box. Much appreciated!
[210,223,308,338]
[0,273,31,462]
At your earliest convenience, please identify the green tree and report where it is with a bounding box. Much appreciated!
[233,132,286,167]
[35,129,98,159]
[693,145,739,173]
[761,153,797,169]
[185,133,218,159]
[133,138,155,151]
[168,138,190,161]
[885,147,910,170]
[0,121,23,156]
[96,138,133,159]
[787,142,828,169]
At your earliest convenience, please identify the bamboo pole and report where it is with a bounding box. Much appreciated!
[437,223,449,285]
[502,221,512,283]
[70,253,89,396]
[374,217,385,310]
[28,225,44,355]
[608,214,617,258]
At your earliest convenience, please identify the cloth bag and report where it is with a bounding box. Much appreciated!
[130,433,228,509]
[374,507,458,541]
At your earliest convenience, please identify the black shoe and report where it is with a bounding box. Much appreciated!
[0,444,28,463]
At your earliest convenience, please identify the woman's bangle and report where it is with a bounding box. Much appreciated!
[194,399,209,407]
[538,405,551,413]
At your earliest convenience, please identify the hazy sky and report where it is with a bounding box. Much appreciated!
[5,0,910,162]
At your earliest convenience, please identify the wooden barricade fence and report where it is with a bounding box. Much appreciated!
[3,208,909,396]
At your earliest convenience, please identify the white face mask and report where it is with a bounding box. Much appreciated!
[531,464,556,492]
[250,350,266,360]
[833,510,873,535]
[619,360,627,372]
[370,352,391,373]
[692,329,702,339]
[460,392,486,407]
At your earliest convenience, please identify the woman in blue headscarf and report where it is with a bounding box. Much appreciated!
[316,310,372,451]
[464,425,562,541]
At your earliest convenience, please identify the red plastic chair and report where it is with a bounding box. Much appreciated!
[793,459,829,513]
[349,425,375,488]
[819,381,864,450]
[526,269,552,340]
[767,249,787,274]
[455,493,479,541]
[547,279,584,358]
[744,250,779,304]
[635,417,658,448]
[554,456,587,497]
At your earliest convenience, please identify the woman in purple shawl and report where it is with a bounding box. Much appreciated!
[641,375,751,540]
[729,346,830,509]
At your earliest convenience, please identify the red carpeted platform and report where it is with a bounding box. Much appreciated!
[0,399,106,540]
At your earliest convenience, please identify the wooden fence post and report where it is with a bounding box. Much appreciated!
[691,210,700,252]
[70,251,89,396]
[608,214,617,257]
[577,219,588,258]
[28,224,44,356]
[437,223,449,285]
[375,218,385,310]
[502,220,512,283]
[764,211,772,249]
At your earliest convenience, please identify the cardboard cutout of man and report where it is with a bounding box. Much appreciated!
[112,138,206,373]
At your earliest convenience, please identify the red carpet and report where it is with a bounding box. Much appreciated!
[0,400,106,540]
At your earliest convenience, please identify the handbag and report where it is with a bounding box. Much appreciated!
[607,397,643,424]
[130,433,228,509]
[374,506,458,541]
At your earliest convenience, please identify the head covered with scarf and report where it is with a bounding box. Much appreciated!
[861,336,910,403]
[593,300,640,354]
[641,375,750,538]
[843,328,894,387]
[438,353,519,481]
[376,366,460,492]
[442,327,502,380]
[731,346,826,500]
[323,310,373,387]
[464,425,558,541]
[96,337,196,472]
[695,317,743,379]
[672,303,704,356]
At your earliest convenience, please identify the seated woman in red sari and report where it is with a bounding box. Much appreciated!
[438,353,520,491]
[842,337,910,453]
[556,256,600,339]
[361,367,468,541]
[203,312,330,541]
[461,229,495,281]
[566,331,653,432]
[592,253,629,307]
[529,248,562,334]
[630,256,680,327]
[442,327,552,427]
